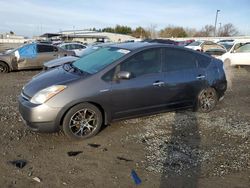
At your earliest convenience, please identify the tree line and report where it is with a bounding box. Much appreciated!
[90,23,239,38]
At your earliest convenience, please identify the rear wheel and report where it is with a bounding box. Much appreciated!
[197,88,218,113]
[62,103,103,140]
[0,62,9,73]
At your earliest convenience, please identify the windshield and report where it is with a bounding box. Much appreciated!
[188,41,203,46]
[220,43,233,51]
[73,47,130,74]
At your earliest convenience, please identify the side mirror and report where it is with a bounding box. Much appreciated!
[116,71,131,80]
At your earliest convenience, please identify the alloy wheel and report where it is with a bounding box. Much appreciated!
[199,88,217,112]
[69,108,97,137]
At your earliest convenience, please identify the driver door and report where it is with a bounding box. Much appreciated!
[110,48,166,119]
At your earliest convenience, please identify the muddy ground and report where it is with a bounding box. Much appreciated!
[0,68,249,188]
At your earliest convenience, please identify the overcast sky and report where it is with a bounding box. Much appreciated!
[0,0,249,37]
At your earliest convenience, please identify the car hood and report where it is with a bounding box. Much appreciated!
[22,66,82,98]
[44,56,79,68]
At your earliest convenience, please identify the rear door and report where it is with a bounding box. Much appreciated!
[36,44,59,67]
[162,48,207,106]
[110,48,166,119]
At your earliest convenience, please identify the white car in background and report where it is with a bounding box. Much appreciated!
[59,43,87,57]
[186,40,225,52]
[219,42,250,66]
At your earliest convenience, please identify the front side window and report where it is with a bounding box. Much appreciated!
[118,48,162,78]
[164,49,197,72]
[37,45,54,53]
[73,47,130,74]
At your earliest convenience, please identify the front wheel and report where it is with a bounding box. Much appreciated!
[62,103,103,140]
[196,88,218,113]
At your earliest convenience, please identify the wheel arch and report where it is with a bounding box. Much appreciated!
[57,101,110,128]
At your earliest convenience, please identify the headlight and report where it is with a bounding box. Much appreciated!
[30,85,66,104]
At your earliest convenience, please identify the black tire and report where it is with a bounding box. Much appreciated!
[0,61,9,73]
[196,87,218,113]
[62,103,103,140]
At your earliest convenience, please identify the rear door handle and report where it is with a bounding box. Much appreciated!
[196,75,206,79]
[153,81,165,87]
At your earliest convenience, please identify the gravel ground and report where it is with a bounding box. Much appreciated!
[0,68,249,188]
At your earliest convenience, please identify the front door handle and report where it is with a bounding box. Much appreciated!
[196,75,206,79]
[153,81,165,87]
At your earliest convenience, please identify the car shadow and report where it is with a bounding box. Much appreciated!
[160,111,201,188]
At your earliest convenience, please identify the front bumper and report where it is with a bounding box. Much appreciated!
[18,95,61,132]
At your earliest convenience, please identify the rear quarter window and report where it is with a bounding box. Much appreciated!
[196,54,211,68]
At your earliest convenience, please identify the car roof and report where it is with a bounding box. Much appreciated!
[108,42,170,51]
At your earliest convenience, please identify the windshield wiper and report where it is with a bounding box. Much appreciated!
[63,63,89,75]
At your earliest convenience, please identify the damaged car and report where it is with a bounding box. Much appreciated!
[0,43,74,73]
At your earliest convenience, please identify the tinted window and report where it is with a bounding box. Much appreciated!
[164,49,197,72]
[119,48,161,77]
[37,45,54,53]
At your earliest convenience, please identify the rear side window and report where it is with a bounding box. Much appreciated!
[37,45,54,53]
[164,49,197,72]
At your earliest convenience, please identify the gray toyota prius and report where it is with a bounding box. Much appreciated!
[19,42,227,140]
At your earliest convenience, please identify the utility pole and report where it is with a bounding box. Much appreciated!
[219,22,222,37]
[214,9,220,37]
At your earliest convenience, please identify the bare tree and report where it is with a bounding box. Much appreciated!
[194,25,214,37]
[184,27,198,37]
[218,23,239,37]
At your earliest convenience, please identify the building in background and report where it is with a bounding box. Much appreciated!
[0,32,29,52]
[38,30,135,44]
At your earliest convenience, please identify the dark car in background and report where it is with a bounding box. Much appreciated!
[19,42,227,140]
[0,43,74,73]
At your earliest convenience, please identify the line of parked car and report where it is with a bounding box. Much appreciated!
[0,38,249,74]
[1,37,248,140]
